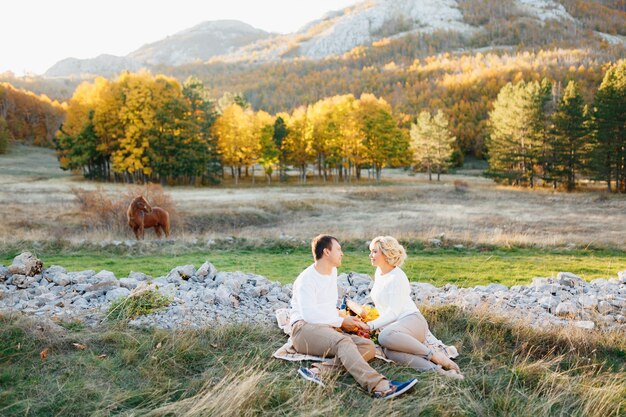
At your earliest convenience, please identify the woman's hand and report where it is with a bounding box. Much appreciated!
[341,316,370,335]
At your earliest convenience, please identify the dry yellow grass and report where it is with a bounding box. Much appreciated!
[2,145,626,249]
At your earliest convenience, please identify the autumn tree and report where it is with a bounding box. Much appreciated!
[56,72,220,184]
[213,103,261,184]
[410,110,456,181]
[357,94,408,183]
[283,106,314,183]
[258,119,279,184]
[0,116,10,154]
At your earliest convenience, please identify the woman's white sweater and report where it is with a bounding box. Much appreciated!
[368,266,419,331]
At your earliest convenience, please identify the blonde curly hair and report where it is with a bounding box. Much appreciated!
[370,236,407,267]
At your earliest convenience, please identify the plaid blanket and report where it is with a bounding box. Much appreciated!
[272,308,458,362]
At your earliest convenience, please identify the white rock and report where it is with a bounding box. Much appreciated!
[119,278,139,290]
[597,301,613,315]
[557,272,585,287]
[128,271,152,281]
[578,295,598,310]
[92,270,117,282]
[555,301,577,318]
[51,273,71,287]
[9,252,43,277]
[216,285,232,305]
[167,265,196,281]
[573,320,595,330]
[106,288,130,302]
[196,261,218,281]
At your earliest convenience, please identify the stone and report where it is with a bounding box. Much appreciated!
[152,277,168,286]
[167,265,196,281]
[486,284,509,293]
[557,272,585,287]
[106,288,131,302]
[578,295,598,310]
[12,274,39,289]
[87,270,119,292]
[0,265,10,281]
[590,278,608,286]
[215,285,232,305]
[9,252,44,276]
[573,320,595,330]
[412,282,438,295]
[72,298,89,308]
[607,296,626,309]
[156,284,177,298]
[51,273,71,287]
[119,278,140,290]
[182,292,197,303]
[196,261,218,281]
[224,276,246,292]
[539,296,560,311]
[597,301,613,315]
[91,270,117,282]
[128,271,152,281]
[69,270,96,284]
[555,301,577,318]
[460,292,481,309]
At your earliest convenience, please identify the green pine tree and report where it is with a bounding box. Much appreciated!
[590,60,626,192]
[549,81,589,191]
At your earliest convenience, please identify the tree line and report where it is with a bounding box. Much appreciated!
[55,71,458,185]
[0,83,64,154]
[487,60,626,192]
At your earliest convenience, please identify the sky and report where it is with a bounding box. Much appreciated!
[2,0,362,76]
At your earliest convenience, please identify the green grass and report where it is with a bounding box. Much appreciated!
[0,307,623,416]
[2,245,626,286]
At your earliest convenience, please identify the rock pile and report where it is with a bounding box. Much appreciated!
[1,252,624,332]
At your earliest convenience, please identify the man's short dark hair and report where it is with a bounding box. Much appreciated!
[312,234,338,260]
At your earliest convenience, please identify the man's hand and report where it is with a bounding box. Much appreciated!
[341,316,370,334]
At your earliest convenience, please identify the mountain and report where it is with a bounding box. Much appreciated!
[217,0,478,62]
[35,0,626,79]
[129,20,271,66]
[43,20,271,78]
[218,0,624,63]
[45,54,142,78]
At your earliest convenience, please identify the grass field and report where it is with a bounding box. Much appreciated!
[2,244,625,286]
[3,144,626,250]
[1,306,623,417]
[2,145,626,416]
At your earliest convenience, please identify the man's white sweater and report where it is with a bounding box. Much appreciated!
[289,263,344,327]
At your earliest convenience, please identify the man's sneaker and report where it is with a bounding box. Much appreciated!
[374,378,418,400]
[297,367,325,387]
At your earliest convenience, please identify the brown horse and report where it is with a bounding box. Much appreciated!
[127,195,170,240]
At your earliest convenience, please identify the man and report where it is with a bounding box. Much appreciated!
[290,234,417,399]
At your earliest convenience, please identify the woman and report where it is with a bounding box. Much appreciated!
[365,236,463,378]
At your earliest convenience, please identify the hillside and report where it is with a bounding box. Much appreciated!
[2,0,624,101]
[37,0,626,79]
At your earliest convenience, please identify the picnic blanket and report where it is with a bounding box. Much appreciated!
[272,308,458,363]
